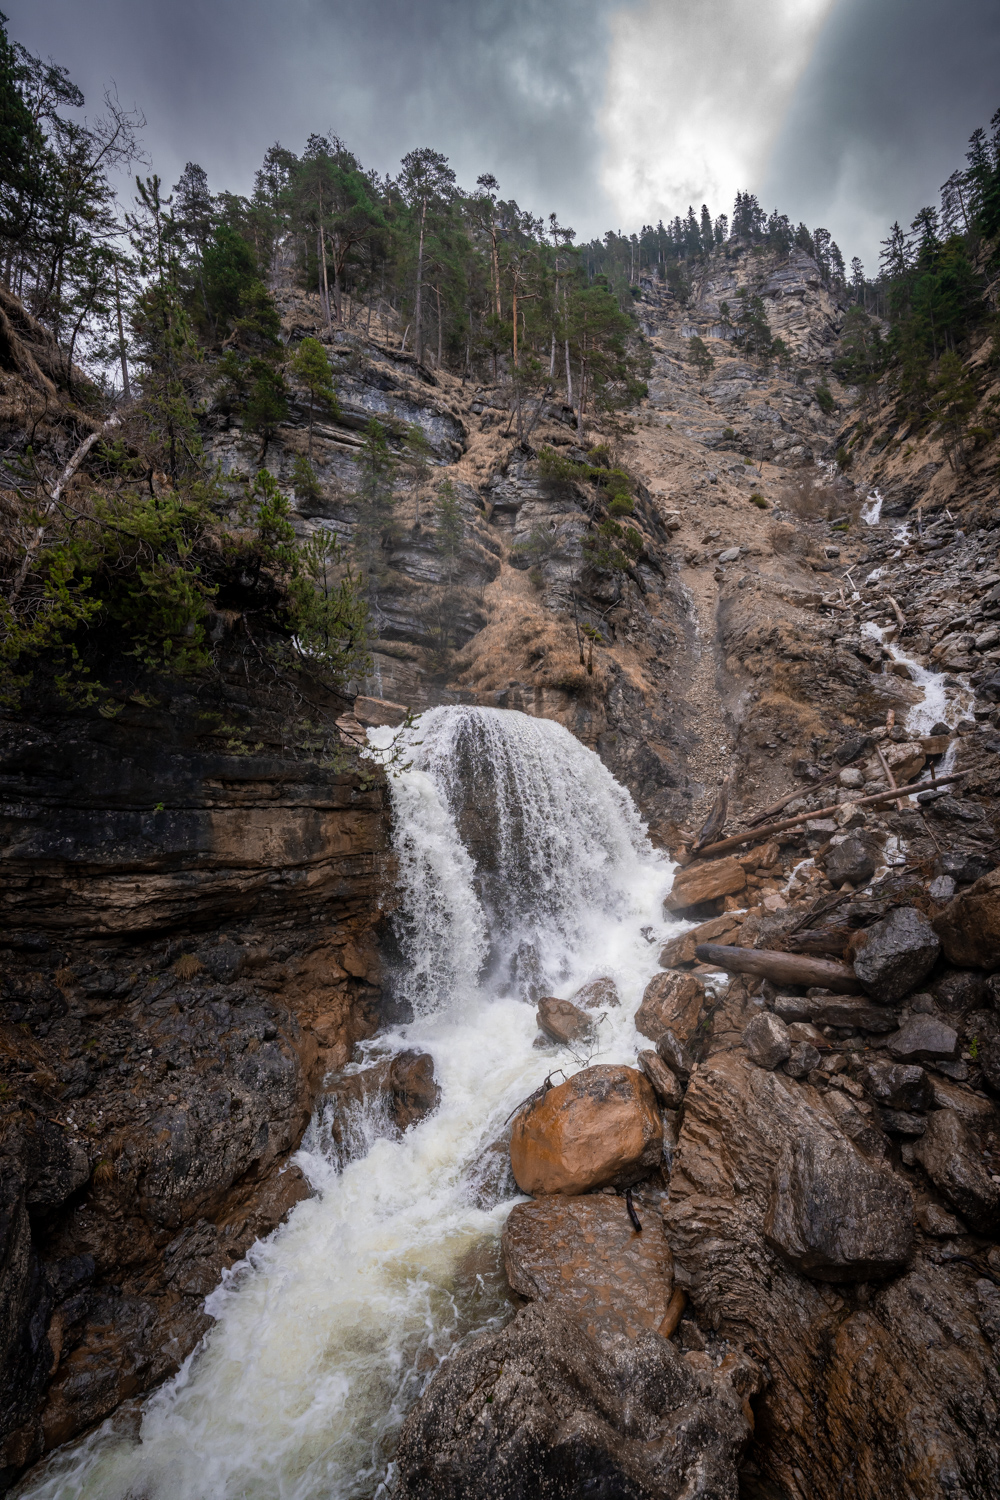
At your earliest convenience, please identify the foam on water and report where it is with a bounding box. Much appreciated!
[21,707,678,1500]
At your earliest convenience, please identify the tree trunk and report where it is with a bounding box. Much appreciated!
[319,225,333,328]
[114,262,131,401]
[564,339,573,404]
[694,944,860,994]
[436,283,443,366]
[414,197,427,364]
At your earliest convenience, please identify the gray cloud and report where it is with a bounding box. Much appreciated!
[761,0,1000,271]
[6,0,617,231]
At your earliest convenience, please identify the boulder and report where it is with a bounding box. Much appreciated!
[664,857,746,912]
[536,996,593,1045]
[571,976,620,1010]
[634,971,706,1049]
[876,1107,927,1137]
[655,1029,692,1081]
[637,1049,684,1108]
[785,1041,820,1078]
[764,1130,914,1281]
[325,1050,440,1142]
[913,1109,1000,1234]
[852,906,941,1002]
[933,868,1000,968]
[825,833,879,889]
[658,913,743,969]
[932,968,987,1018]
[886,1016,959,1063]
[882,740,926,784]
[801,995,900,1032]
[965,1010,1000,1094]
[743,1012,791,1069]
[510,1065,663,1197]
[859,1060,933,1111]
[389,1302,758,1500]
[916,1203,965,1236]
[501,1194,674,1341]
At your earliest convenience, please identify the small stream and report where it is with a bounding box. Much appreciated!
[21,708,679,1500]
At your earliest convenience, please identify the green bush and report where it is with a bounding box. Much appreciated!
[749,492,768,508]
[815,382,836,414]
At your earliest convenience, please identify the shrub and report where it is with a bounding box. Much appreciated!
[750,493,768,509]
[815,382,836,414]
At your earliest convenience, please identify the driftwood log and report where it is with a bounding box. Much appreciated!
[694,943,861,994]
[693,771,967,859]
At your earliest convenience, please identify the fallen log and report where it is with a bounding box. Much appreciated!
[694,943,861,993]
[693,771,968,859]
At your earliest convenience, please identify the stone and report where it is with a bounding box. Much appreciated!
[930,1075,999,1126]
[785,1041,820,1078]
[913,1109,1000,1234]
[743,1012,791,1069]
[932,968,987,1018]
[634,971,706,1049]
[509,1065,663,1197]
[852,906,941,1003]
[784,995,899,1033]
[859,1060,933,1111]
[915,1203,965,1236]
[929,874,957,903]
[637,1050,684,1108]
[501,1194,674,1341]
[764,1130,914,1281]
[977,1280,1000,1344]
[535,996,593,1045]
[839,767,864,789]
[658,912,743,969]
[825,833,879,889]
[718,546,740,563]
[875,1108,927,1137]
[655,1029,692,1081]
[326,1050,441,1138]
[882,741,926,783]
[933,868,1000,968]
[571,976,620,1010]
[664,857,746,912]
[389,1302,757,1500]
[886,1016,959,1063]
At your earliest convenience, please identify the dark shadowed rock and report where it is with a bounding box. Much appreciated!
[743,1012,791,1069]
[785,1041,820,1078]
[655,1029,692,1082]
[764,1131,914,1281]
[853,907,941,1003]
[535,996,593,1045]
[913,1110,1000,1234]
[932,968,987,1018]
[825,833,879,889]
[859,1061,933,1111]
[934,869,1000,968]
[637,1050,684,1108]
[389,1303,758,1500]
[876,1108,927,1137]
[886,1016,959,1064]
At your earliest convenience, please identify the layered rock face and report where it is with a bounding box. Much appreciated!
[0,696,392,1477]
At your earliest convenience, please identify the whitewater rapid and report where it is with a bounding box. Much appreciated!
[22,707,678,1500]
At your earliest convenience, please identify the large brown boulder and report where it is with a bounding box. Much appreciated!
[634,971,706,1049]
[502,1194,674,1341]
[933,868,1000,968]
[510,1066,663,1196]
[535,996,592,1045]
[324,1050,440,1143]
[664,856,746,912]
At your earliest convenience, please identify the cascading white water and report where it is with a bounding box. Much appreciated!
[21,707,678,1500]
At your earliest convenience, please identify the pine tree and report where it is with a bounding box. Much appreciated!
[290,336,338,453]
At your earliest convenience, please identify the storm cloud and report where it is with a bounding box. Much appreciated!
[6,0,1000,265]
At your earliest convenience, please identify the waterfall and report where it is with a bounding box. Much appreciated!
[21,708,677,1500]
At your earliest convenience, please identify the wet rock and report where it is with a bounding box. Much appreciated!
[764,1130,914,1281]
[655,1029,692,1082]
[389,1302,757,1500]
[535,996,593,1045]
[785,1041,820,1078]
[915,1203,965,1236]
[502,1195,674,1340]
[664,856,746,912]
[934,868,1000,968]
[658,913,743,969]
[886,1016,959,1063]
[859,1060,933,1111]
[876,1108,927,1137]
[965,1010,1000,1094]
[510,1066,663,1197]
[913,1109,1000,1234]
[570,976,620,1010]
[637,1050,684,1108]
[825,833,879,889]
[932,968,987,1018]
[326,1051,441,1139]
[852,906,941,1003]
[743,1012,791,1069]
[977,1280,1000,1344]
[775,994,898,1032]
[634,971,706,1050]
[929,875,957,903]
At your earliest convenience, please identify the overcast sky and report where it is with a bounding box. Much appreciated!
[7,0,1000,270]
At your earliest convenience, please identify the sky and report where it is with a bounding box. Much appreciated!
[6,0,1000,271]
